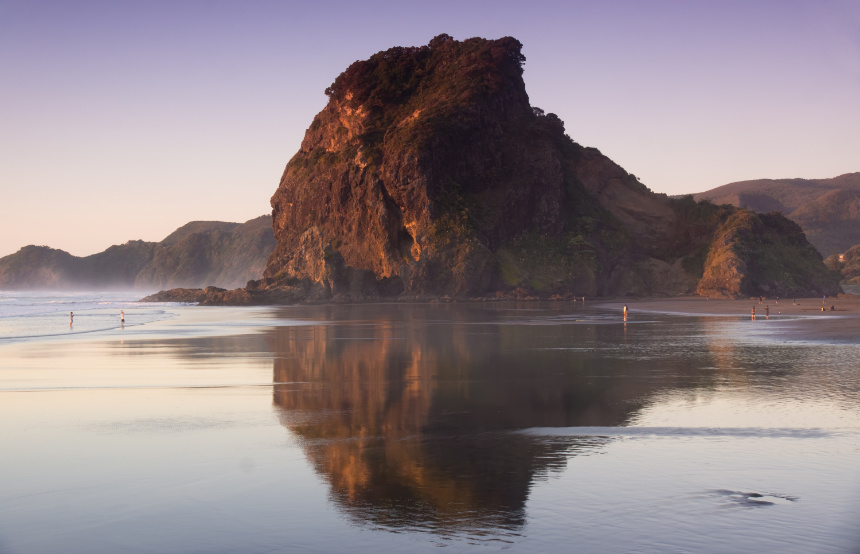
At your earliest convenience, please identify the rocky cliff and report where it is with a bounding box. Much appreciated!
[0,216,274,290]
[262,35,687,301]
[152,35,839,304]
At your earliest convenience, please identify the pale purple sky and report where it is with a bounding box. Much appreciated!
[2,0,858,257]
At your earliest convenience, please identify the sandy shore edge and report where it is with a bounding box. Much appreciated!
[600,295,860,343]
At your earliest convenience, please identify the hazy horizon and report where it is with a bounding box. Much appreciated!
[2,0,859,258]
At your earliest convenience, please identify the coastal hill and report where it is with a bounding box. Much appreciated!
[146,35,840,304]
[0,215,274,290]
[693,173,860,257]
[825,245,860,285]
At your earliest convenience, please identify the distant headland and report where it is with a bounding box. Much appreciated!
[0,216,274,290]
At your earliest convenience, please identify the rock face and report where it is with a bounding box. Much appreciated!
[165,35,839,304]
[696,210,841,299]
[264,35,688,300]
[0,216,275,290]
[693,173,860,256]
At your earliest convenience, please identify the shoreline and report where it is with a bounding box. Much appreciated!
[602,294,860,314]
[5,290,859,346]
[600,295,860,343]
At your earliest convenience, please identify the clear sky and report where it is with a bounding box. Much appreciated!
[1,0,858,257]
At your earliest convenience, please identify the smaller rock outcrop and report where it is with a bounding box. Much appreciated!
[697,210,841,298]
[693,172,860,256]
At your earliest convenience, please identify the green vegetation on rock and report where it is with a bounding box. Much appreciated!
[696,210,841,298]
[824,244,860,285]
[693,173,860,257]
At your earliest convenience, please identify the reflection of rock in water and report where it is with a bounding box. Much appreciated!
[269,304,658,536]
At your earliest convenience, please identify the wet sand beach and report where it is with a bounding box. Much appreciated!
[1,298,859,552]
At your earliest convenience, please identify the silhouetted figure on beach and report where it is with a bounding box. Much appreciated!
[69,312,74,326]
[623,305,628,321]
[751,306,756,320]
[830,304,835,311]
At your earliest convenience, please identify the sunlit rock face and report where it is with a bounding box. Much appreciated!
[264,35,691,299]
[696,210,841,299]
[258,34,839,302]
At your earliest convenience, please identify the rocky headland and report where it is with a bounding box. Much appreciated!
[693,172,860,257]
[143,35,840,305]
[0,216,274,290]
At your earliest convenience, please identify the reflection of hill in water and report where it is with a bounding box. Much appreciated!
[268,304,681,535]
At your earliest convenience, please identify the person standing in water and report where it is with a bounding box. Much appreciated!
[751,306,756,320]
[69,311,74,326]
[623,305,628,321]
[120,310,125,328]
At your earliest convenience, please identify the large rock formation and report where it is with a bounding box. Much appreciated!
[152,35,840,303]
[0,216,274,290]
[263,35,686,300]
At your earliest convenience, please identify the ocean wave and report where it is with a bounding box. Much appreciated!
[0,291,175,342]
